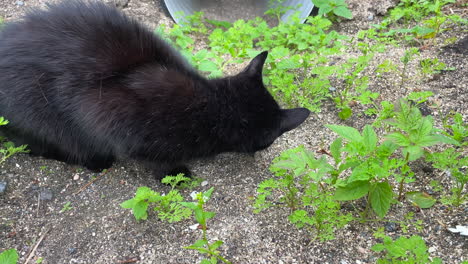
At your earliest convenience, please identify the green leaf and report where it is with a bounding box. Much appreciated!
[338,107,352,120]
[371,243,385,252]
[369,182,393,218]
[431,134,460,146]
[190,239,207,248]
[386,133,410,147]
[404,145,424,161]
[326,125,363,143]
[330,137,342,164]
[210,240,224,251]
[333,6,353,19]
[362,125,378,152]
[334,180,370,201]
[198,60,219,72]
[133,201,149,220]
[405,191,436,209]
[0,249,19,264]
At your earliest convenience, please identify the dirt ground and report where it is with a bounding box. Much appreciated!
[0,0,467,263]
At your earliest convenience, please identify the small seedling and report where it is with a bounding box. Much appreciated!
[60,202,73,213]
[426,148,467,206]
[0,117,29,164]
[371,228,442,263]
[120,175,192,222]
[181,188,231,264]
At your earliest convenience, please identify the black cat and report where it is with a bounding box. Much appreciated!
[0,1,310,179]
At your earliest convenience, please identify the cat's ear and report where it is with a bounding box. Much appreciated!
[243,51,268,77]
[280,108,310,134]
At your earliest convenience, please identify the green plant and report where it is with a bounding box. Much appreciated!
[442,112,468,146]
[419,58,446,80]
[399,212,424,233]
[120,174,192,222]
[313,0,353,19]
[426,148,467,206]
[181,188,231,264]
[60,202,73,213]
[328,124,399,218]
[371,229,442,264]
[385,100,458,199]
[387,0,455,24]
[0,117,29,164]
[254,146,352,241]
[0,249,18,264]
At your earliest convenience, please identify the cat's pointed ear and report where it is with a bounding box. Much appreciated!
[243,51,268,77]
[280,108,310,134]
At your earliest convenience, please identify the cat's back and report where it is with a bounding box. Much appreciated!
[0,0,188,76]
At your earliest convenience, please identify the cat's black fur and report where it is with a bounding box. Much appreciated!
[0,1,310,179]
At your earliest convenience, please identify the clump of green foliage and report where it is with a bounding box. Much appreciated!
[181,188,231,264]
[254,145,353,241]
[0,117,29,164]
[122,179,230,263]
[313,0,353,19]
[255,98,459,234]
[0,249,18,264]
[156,11,380,119]
[120,174,192,222]
[356,0,466,46]
[426,148,467,206]
[371,228,441,263]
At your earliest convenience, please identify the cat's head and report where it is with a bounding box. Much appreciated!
[216,51,310,153]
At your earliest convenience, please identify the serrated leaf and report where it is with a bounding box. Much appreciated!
[334,180,370,201]
[431,134,460,146]
[370,182,393,218]
[330,137,342,164]
[198,60,219,72]
[404,145,424,161]
[326,125,363,143]
[333,6,353,19]
[405,191,436,209]
[133,201,149,220]
[371,244,385,252]
[362,125,378,152]
[210,240,224,250]
[338,107,353,120]
[386,133,410,147]
[0,249,19,264]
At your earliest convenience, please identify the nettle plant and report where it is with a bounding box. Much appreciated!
[254,145,353,241]
[255,99,459,231]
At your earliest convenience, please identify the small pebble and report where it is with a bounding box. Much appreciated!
[68,247,77,254]
[428,246,436,253]
[0,181,7,194]
[367,14,374,21]
[73,174,80,181]
[16,1,24,6]
[39,188,53,201]
[384,222,398,232]
[200,180,208,187]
